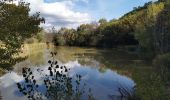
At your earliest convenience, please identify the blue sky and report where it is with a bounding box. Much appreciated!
[44,0,156,20]
[27,0,157,30]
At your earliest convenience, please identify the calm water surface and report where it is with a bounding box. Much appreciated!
[0,45,141,100]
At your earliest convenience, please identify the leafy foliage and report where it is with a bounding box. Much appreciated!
[133,69,167,100]
[153,53,170,82]
[17,52,89,100]
[53,20,138,48]
[0,0,44,70]
[52,0,170,55]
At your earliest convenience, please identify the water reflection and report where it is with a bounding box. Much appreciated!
[0,60,135,100]
[17,59,84,100]
[0,46,137,100]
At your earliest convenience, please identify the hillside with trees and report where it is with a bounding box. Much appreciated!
[53,1,167,55]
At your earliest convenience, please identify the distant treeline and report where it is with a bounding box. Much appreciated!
[52,19,138,48]
[52,0,170,55]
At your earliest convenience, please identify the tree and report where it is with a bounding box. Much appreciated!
[36,31,45,42]
[0,0,44,70]
[134,2,164,54]
[154,0,170,54]
[98,18,107,25]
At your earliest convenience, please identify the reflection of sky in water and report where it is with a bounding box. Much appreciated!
[0,60,135,100]
[69,61,135,99]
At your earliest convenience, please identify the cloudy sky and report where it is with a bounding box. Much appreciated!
[24,0,157,30]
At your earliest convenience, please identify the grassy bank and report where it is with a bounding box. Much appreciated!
[0,43,47,76]
[19,43,47,57]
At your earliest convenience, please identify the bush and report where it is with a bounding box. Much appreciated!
[133,69,166,100]
[153,53,170,82]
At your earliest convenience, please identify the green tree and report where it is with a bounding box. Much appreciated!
[134,2,164,54]
[98,18,107,25]
[36,31,45,42]
[154,0,170,54]
[0,1,44,70]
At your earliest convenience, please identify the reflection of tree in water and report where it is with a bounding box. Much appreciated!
[16,52,136,100]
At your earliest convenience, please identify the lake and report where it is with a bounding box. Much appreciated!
[0,44,149,100]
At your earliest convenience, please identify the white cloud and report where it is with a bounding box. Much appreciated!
[24,0,91,30]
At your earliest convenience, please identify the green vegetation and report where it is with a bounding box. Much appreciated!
[153,53,170,82]
[52,1,168,53]
[0,0,170,99]
[52,0,169,56]
[16,53,96,100]
[53,19,138,47]
[0,0,44,70]
[25,31,46,44]
[133,69,167,100]
[52,0,170,99]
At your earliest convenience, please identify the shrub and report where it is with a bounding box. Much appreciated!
[133,70,166,100]
[153,53,170,82]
